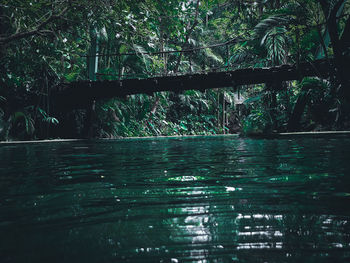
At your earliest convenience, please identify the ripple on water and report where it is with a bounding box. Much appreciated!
[0,137,350,262]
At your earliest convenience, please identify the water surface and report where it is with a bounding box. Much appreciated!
[1,136,350,262]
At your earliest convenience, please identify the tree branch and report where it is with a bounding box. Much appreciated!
[0,7,68,45]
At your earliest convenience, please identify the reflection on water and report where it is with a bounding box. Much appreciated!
[1,137,350,262]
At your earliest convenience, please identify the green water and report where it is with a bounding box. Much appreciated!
[1,136,350,262]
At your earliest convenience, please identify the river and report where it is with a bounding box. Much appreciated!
[1,136,350,262]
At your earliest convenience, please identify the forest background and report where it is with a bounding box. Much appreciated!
[1,0,350,140]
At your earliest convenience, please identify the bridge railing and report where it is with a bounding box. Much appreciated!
[86,37,245,81]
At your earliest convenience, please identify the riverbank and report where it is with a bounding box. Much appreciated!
[0,139,86,145]
[1,131,350,145]
[0,134,238,145]
[246,130,350,139]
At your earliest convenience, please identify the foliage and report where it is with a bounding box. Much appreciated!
[1,0,350,140]
[242,109,273,135]
[299,77,334,127]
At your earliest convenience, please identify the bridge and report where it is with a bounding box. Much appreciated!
[52,34,337,111]
[53,58,334,110]
[48,31,350,137]
[48,7,350,114]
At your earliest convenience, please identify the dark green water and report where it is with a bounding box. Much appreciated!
[1,136,350,262]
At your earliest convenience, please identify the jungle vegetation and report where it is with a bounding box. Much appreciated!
[0,0,350,140]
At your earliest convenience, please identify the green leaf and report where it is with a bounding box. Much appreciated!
[244,94,263,105]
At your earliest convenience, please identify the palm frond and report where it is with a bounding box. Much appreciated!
[279,2,303,15]
[12,111,35,135]
[204,48,224,64]
[299,77,330,90]
[255,14,290,66]
[254,15,289,36]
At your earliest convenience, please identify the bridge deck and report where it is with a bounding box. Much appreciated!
[53,59,334,109]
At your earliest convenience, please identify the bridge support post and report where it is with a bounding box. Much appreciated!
[88,28,99,81]
[266,81,280,131]
[84,99,96,139]
[84,27,99,138]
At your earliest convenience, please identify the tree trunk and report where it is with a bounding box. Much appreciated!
[150,97,160,115]
[222,95,225,134]
[217,90,220,130]
[340,16,350,49]
[274,0,281,9]
[319,0,349,100]
[0,6,5,59]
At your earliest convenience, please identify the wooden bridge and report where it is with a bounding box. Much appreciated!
[52,58,334,110]
[51,28,349,112]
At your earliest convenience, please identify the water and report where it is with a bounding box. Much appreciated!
[1,136,350,262]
